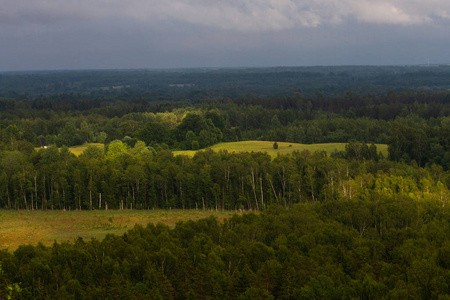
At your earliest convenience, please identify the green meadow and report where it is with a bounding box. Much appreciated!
[0,210,239,251]
[68,143,104,156]
[36,143,105,156]
[174,141,388,158]
[64,141,389,159]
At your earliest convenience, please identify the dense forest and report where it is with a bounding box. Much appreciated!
[3,191,450,298]
[2,66,450,298]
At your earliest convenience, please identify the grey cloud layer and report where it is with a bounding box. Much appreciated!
[2,0,450,31]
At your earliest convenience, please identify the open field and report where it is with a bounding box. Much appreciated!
[68,143,104,156]
[36,143,105,156]
[174,141,389,158]
[60,141,389,159]
[0,210,239,251]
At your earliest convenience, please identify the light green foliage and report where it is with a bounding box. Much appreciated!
[107,140,128,159]
[131,141,153,162]
[79,144,104,158]
[0,264,21,299]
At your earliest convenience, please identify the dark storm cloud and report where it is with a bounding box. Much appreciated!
[1,0,449,70]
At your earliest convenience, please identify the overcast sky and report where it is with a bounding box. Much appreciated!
[1,0,449,71]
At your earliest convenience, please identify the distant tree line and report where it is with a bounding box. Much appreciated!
[1,141,449,211]
[2,66,450,98]
[3,91,450,168]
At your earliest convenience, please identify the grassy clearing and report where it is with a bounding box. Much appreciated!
[174,141,388,158]
[68,143,104,156]
[35,143,104,156]
[0,210,239,251]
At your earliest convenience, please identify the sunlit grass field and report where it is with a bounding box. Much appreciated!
[174,141,388,158]
[0,210,238,251]
[68,143,104,156]
[36,143,105,156]
[63,141,389,159]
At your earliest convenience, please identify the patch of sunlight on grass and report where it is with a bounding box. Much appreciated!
[174,141,388,159]
[0,209,240,251]
[69,143,104,156]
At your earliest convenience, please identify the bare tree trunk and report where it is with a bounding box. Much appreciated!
[7,188,11,209]
[222,186,225,211]
[297,179,302,203]
[260,176,264,208]
[34,174,37,211]
[250,169,259,210]
[164,183,168,206]
[330,175,334,198]
[137,179,140,196]
[288,184,292,206]
[43,175,46,210]
[127,188,130,209]
[132,185,135,209]
[23,190,28,210]
[180,180,184,210]
[225,165,230,210]
[270,180,279,204]
[308,167,316,202]
[50,180,53,209]
[144,184,148,209]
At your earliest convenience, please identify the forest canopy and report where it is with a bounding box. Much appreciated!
[2,66,450,298]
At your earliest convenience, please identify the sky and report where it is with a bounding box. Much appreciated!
[1,0,450,71]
